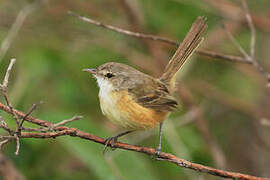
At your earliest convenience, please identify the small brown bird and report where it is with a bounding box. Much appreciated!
[84,17,207,154]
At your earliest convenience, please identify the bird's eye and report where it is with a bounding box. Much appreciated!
[105,73,114,78]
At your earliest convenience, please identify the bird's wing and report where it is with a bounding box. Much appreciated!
[127,77,178,112]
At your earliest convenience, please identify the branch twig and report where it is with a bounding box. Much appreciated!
[50,115,82,128]
[0,59,20,125]
[241,0,256,59]
[223,21,270,85]
[68,11,270,86]
[223,23,251,61]
[14,135,20,156]
[0,0,45,62]
[0,116,14,135]
[2,58,16,88]
[17,102,43,131]
[0,102,268,180]
[68,11,250,64]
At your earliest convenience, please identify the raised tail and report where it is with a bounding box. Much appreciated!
[160,17,207,91]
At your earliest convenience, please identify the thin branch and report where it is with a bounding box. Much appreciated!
[19,116,83,132]
[0,0,45,62]
[0,102,268,180]
[50,115,83,128]
[2,58,16,89]
[0,116,14,135]
[241,0,256,59]
[17,102,43,130]
[68,11,250,64]
[18,130,267,180]
[222,24,251,61]
[20,127,48,132]
[68,11,176,45]
[238,0,270,86]
[223,23,270,85]
[0,59,20,125]
[68,11,270,86]
[14,135,20,156]
[0,139,11,150]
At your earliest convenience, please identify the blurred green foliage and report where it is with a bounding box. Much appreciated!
[0,0,270,179]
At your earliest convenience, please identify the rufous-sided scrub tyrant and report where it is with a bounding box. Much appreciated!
[83,17,207,155]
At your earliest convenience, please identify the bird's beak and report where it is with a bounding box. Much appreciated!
[83,68,97,74]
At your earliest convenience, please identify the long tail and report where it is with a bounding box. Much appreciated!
[160,17,207,91]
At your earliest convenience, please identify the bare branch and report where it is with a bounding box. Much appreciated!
[222,24,251,61]
[0,59,20,125]
[68,11,176,45]
[241,0,256,59]
[68,11,250,64]
[19,115,82,133]
[2,58,16,89]
[20,127,47,132]
[223,23,270,86]
[0,116,14,135]
[0,139,11,150]
[0,102,268,180]
[50,115,83,128]
[18,129,267,180]
[68,11,270,86]
[0,0,45,62]
[18,101,43,130]
[15,135,20,156]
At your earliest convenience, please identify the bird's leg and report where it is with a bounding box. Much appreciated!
[103,130,133,154]
[155,122,164,157]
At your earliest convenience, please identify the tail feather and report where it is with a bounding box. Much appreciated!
[160,17,207,91]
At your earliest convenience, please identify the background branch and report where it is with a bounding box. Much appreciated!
[68,11,249,64]
[0,0,45,62]
[68,11,270,86]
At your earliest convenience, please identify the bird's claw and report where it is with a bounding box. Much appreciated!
[103,136,118,154]
[155,147,161,156]
[151,147,162,160]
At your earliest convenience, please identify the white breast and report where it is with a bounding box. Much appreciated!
[95,76,114,105]
[95,76,119,118]
[95,76,132,128]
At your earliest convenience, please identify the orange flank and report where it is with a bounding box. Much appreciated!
[100,90,168,130]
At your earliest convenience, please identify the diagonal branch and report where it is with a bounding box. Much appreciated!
[0,0,45,62]
[67,11,249,64]
[68,11,270,86]
[0,101,268,180]
[223,17,270,86]
[223,24,251,61]
[240,0,256,59]
[0,59,20,126]
[2,58,16,88]
[17,101,43,131]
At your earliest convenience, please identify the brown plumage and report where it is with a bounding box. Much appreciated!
[160,16,207,91]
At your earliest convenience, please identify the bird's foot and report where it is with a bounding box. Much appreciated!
[152,147,162,160]
[103,136,118,154]
[155,147,161,156]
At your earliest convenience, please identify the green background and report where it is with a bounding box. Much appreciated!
[0,0,270,179]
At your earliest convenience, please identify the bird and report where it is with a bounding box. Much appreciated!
[83,17,207,155]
